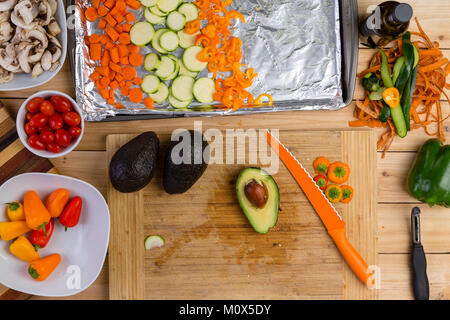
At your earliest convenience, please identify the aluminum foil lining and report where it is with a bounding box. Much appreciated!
[72,0,345,121]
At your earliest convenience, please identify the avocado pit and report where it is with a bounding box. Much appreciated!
[244,179,268,208]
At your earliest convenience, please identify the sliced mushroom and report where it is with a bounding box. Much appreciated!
[47,17,60,36]
[0,10,11,23]
[10,0,39,28]
[47,33,60,63]
[48,61,59,72]
[0,43,20,72]
[40,49,51,71]
[0,65,13,83]
[17,43,33,72]
[31,61,42,77]
[47,0,57,16]
[26,26,48,62]
[0,21,13,42]
[0,0,16,12]
[10,26,25,44]
[36,0,52,26]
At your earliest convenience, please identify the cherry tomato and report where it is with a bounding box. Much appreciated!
[40,128,55,144]
[55,129,71,147]
[62,111,81,126]
[50,95,71,113]
[26,97,44,113]
[49,113,63,130]
[29,113,48,128]
[46,142,62,154]
[24,122,37,136]
[26,112,35,121]
[40,100,55,117]
[28,135,46,150]
[68,126,82,138]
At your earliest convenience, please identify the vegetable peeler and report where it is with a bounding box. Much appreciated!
[411,207,429,300]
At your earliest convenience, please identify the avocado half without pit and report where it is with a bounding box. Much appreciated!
[236,168,279,234]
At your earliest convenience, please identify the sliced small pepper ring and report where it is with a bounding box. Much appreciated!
[325,184,343,203]
[382,87,400,109]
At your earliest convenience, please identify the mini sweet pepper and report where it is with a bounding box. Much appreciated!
[24,190,51,234]
[0,221,32,241]
[6,202,25,221]
[10,235,39,262]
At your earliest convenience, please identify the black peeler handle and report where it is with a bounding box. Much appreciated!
[411,243,429,300]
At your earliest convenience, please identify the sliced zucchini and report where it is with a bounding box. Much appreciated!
[168,94,192,109]
[177,30,199,49]
[157,0,179,13]
[140,0,157,7]
[155,55,176,78]
[144,7,165,24]
[144,235,165,250]
[159,30,179,52]
[177,3,198,22]
[149,82,169,103]
[193,77,215,103]
[182,46,207,72]
[141,74,160,94]
[166,11,186,31]
[179,59,198,78]
[161,57,180,81]
[171,75,195,101]
[151,28,168,54]
[144,53,160,71]
[150,5,168,16]
[130,22,155,46]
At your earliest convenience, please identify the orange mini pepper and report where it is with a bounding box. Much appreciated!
[340,185,354,204]
[325,184,343,203]
[327,162,350,184]
[313,156,330,175]
[24,191,51,234]
[28,253,61,281]
[45,189,70,218]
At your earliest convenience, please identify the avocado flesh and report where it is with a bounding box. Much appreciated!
[163,130,209,194]
[236,168,279,234]
[109,132,159,193]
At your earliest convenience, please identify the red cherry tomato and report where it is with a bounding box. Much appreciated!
[24,122,37,136]
[49,113,63,130]
[29,113,48,128]
[62,111,81,127]
[46,142,62,154]
[26,112,35,121]
[68,126,82,137]
[39,129,55,144]
[28,135,46,150]
[40,100,55,117]
[26,97,44,113]
[50,95,71,113]
[55,129,71,147]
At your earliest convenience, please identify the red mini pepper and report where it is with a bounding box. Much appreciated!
[59,197,82,231]
[30,218,55,251]
[313,174,328,191]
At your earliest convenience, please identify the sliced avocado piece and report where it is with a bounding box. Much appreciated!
[109,132,160,193]
[163,130,209,194]
[236,168,279,234]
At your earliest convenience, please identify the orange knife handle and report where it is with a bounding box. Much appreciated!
[328,227,372,287]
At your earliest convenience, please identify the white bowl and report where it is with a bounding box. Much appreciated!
[0,173,110,297]
[0,0,67,91]
[17,90,84,158]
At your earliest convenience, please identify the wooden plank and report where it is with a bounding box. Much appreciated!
[342,131,378,299]
[106,135,145,300]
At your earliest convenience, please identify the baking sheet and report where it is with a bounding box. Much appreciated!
[70,0,354,121]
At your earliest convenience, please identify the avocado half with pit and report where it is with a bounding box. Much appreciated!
[236,168,279,234]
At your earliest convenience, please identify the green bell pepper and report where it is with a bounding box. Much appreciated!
[407,139,450,207]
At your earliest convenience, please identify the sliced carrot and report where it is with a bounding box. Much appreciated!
[109,62,122,73]
[115,24,123,33]
[118,44,129,57]
[122,24,132,32]
[99,34,109,44]
[89,43,102,61]
[98,18,107,30]
[144,97,154,109]
[98,6,108,17]
[100,76,110,88]
[107,98,116,105]
[115,102,126,109]
[133,77,143,85]
[105,14,117,27]
[120,56,129,65]
[125,81,133,87]
[105,41,115,50]
[89,33,101,44]
[115,74,124,82]
[126,0,141,10]
[104,0,116,9]
[110,47,120,63]
[100,88,110,99]
[127,44,139,53]
[85,7,98,22]
[120,86,129,96]
[96,66,110,77]
[125,12,135,23]
[118,33,131,45]
[101,50,110,67]
[110,80,119,90]
[89,72,100,81]
[113,14,124,24]
[128,87,143,103]
[105,26,119,42]
[129,52,142,67]
[123,66,137,80]
[109,71,116,81]
[92,0,101,9]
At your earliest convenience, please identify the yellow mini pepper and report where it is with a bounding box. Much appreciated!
[0,221,32,241]
[10,235,39,262]
[24,191,51,233]
[6,202,25,221]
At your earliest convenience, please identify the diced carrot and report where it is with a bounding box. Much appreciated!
[105,14,117,27]
[123,66,137,80]
[128,87,143,103]
[118,33,131,45]
[127,44,139,53]
[129,52,142,67]
[107,98,115,105]
[98,18,107,29]
[100,76,110,87]
[110,46,120,63]
[115,102,126,109]
[100,88,110,99]
[120,86,129,96]
[120,56,129,65]
[115,1,127,14]
[115,24,123,33]
[104,0,116,9]
[118,44,128,57]
[113,14,124,24]
[89,33,101,44]
[133,77,142,85]
[99,34,109,44]
[126,0,141,10]
[122,24,132,32]
[101,50,110,67]
[109,88,115,98]
[144,97,154,109]
[109,71,116,80]
[105,41,115,50]
[89,72,100,81]
[92,0,101,9]
[89,43,102,61]
[96,66,110,77]
[105,26,119,42]
[110,80,119,90]
[98,6,108,17]
[125,81,133,87]
[115,74,124,82]
[109,62,122,73]
[85,7,98,22]
[125,12,135,23]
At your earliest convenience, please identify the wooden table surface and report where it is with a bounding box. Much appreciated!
[1,0,449,300]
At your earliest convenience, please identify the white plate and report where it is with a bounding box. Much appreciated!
[0,173,110,297]
[0,0,68,91]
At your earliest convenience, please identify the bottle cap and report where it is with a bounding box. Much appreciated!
[393,3,413,23]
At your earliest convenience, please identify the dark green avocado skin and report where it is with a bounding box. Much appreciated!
[109,132,160,193]
[163,130,209,194]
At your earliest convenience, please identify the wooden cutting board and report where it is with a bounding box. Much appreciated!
[106,130,378,300]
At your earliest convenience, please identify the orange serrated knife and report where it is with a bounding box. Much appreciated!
[266,130,372,286]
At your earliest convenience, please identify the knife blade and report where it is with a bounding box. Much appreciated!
[265,130,373,286]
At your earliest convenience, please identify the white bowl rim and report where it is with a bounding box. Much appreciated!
[16,90,84,159]
[0,0,67,91]
[0,172,110,297]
